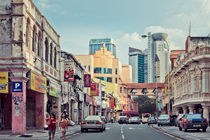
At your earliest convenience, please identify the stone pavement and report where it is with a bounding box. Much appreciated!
[152,124,210,140]
[0,125,81,140]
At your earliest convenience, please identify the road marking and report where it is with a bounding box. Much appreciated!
[149,125,183,140]
[122,134,125,139]
[106,127,110,130]
[128,127,135,130]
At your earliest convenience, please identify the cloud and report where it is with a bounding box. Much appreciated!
[37,0,53,8]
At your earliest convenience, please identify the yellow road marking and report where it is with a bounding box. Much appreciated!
[150,125,183,140]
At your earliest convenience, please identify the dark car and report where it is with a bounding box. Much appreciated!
[179,114,208,132]
[118,117,128,124]
[148,117,156,125]
[157,115,172,126]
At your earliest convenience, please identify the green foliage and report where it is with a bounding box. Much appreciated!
[133,96,156,116]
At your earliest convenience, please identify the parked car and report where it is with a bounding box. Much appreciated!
[101,116,107,124]
[148,117,156,125]
[128,117,141,124]
[157,115,172,126]
[175,114,184,127]
[81,115,106,132]
[118,116,128,124]
[179,114,208,132]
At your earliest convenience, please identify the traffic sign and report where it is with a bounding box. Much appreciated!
[12,82,23,92]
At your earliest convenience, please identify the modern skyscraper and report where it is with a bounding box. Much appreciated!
[129,47,147,83]
[147,32,170,83]
[89,38,117,57]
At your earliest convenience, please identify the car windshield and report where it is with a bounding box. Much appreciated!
[186,114,202,119]
[85,116,100,121]
[159,115,169,119]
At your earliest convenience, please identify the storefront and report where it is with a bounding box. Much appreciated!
[0,72,11,130]
[27,71,46,129]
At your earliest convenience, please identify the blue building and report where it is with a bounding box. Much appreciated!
[89,38,117,57]
[129,47,147,83]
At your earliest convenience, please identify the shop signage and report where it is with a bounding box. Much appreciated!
[12,82,23,92]
[84,74,91,87]
[30,71,46,94]
[64,64,74,81]
[90,83,99,96]
[111,97,114,109]
[0,72,8,93]
[49,85,57,97]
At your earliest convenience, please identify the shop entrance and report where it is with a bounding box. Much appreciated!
[26,95,36,128]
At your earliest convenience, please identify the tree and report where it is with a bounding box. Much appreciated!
[133,95,156,116]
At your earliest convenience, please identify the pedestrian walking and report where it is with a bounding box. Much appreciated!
[46,113,57,140]
[59,112,69,140]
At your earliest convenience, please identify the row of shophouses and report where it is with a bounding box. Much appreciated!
[0,0,138,134]
[159,36,210,124]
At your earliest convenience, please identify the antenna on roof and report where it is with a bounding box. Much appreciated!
[188,20,191,36]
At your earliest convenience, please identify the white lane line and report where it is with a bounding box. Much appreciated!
[106,127,110,130]
[122,134,125,139]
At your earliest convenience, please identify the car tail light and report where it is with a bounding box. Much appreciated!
[97,121,102,124]
[203,119,208,123]
[81,121,85,124]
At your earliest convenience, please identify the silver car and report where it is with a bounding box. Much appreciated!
[157,115,171,126]
[81,115,106,132]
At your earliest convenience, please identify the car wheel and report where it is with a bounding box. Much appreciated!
[203,128,206,132]
[81,129,85,133]
[184,128,187,132]
[179,126,182,131]
[104,127,106,131]
[197,128,200,132]
[158,124,160,127]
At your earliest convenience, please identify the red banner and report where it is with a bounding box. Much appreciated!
[64,68,74,81]
[90,83,99,96]
[111,98,114,109]
[84,74,91,87]
[96,83,99,96]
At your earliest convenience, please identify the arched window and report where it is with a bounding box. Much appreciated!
[26,18,30,47]
[38,31,42,57]
[195,47,199,55]
[50,43,53,65]
[45,38,49,62]
[32,25,36,52]
[54,47,57,68]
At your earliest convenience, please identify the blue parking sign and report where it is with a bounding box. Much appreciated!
[12,82,23,92]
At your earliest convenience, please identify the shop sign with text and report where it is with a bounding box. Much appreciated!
[30,71,46,94]
[0,72,8,93]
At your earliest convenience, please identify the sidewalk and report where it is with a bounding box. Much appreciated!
[0,125,81,140]
[152,124,210,140]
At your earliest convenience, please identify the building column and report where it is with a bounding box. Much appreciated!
[11,78,28,134]
[202,104,209,123]
[183,106,188,114]
[188,104,194,114]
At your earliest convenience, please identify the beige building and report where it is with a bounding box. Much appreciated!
[173,36,210,122]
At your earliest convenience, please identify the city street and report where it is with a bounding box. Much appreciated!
[66,123,176,140]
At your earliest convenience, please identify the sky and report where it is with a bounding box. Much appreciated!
[34,0,210,64]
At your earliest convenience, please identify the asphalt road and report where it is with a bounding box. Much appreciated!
[66,123,177,140]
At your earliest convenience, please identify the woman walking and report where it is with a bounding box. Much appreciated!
[59,112,69,140]
[46,113,57,140]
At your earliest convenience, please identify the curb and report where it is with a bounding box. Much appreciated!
[150,125,186,140]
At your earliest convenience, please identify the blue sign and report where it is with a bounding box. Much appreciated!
[12,82,23,92]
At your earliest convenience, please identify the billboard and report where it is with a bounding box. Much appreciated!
[84,74,91,87]
[0,72,8,93]
[30,71,47,94]
[64,64,74,81]
[111,97,114,109]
